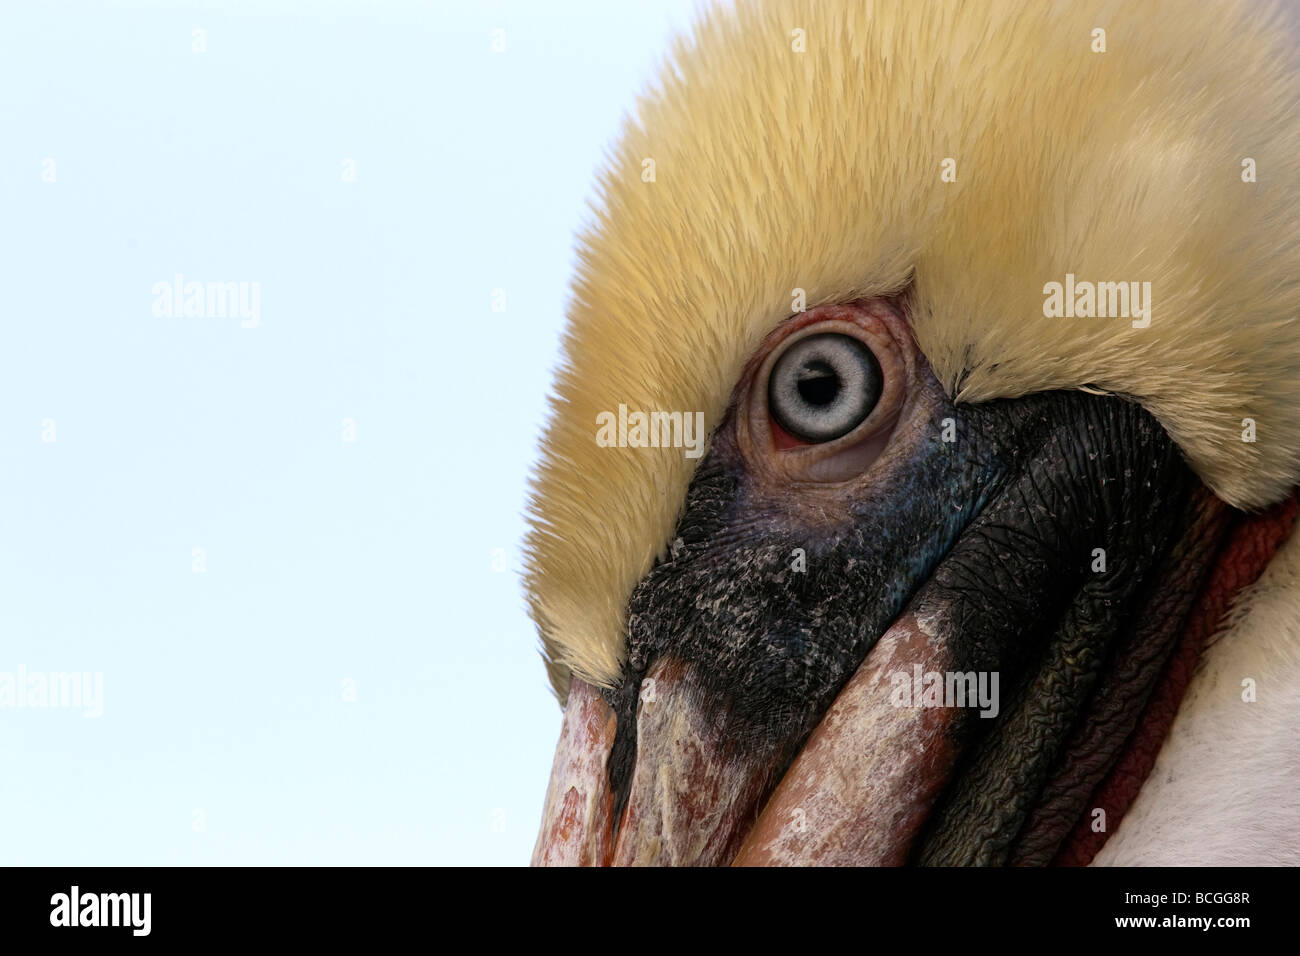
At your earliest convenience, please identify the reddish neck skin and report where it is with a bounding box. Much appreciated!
[1054,491,1299,866]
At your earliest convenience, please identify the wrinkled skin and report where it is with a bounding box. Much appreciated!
[532,295,1235,867]
[593,375,1201,864]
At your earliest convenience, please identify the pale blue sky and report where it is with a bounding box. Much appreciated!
[0,0,699,865]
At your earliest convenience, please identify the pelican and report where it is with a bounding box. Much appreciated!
[525,0,1300,866]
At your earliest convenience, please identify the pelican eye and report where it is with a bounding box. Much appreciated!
[766,333,883,442]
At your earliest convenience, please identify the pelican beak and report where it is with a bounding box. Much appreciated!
[532,341,1283,865]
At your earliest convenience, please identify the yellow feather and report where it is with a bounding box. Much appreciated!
[525,0,1300,701]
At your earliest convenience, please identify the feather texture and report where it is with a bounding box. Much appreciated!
[1095,523,1300,864]
[524,0,1300,699]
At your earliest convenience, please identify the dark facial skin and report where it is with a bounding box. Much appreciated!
[916,482,1226,864]
[603,360,1206,863]
[512,299,1237,867]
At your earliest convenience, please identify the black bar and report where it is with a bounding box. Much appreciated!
[1,866,1291,942]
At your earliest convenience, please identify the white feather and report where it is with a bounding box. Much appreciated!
[1095,527,1300,865]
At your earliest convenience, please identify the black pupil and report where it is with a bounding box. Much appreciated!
[796,360,840,406]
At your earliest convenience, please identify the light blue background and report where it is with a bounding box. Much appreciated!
[0,0,697,865]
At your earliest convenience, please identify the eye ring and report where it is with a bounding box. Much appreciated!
[734,300,917,488]
[767,333,883,443]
